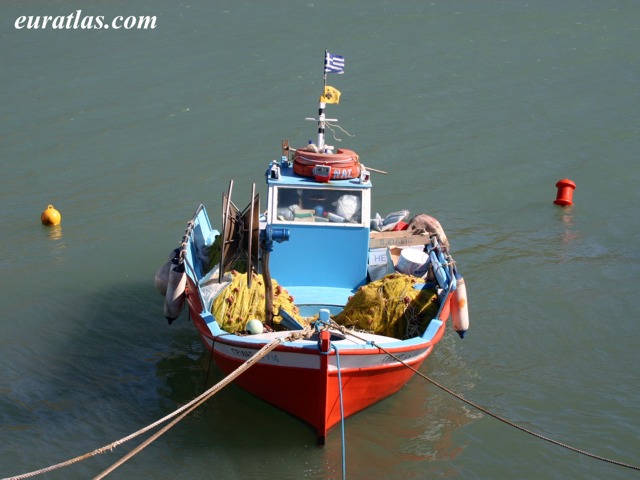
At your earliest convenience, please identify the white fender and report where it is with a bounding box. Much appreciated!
[163,259,186,322]
[155,261,171,296]
[155,248,180,296]
[451,272,469,338]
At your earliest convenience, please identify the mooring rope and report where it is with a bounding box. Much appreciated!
[202,337,217,393]
[7,322,637,478]
[329,324,640,472]
[2,328,312,480]
[331,342,347,480]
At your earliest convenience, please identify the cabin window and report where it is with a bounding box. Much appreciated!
[273,187,363,225]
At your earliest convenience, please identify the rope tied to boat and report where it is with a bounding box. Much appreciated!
[332,326,640,473]
[176,220,194,265]
[2,327,313,480]
[329,341,347,480]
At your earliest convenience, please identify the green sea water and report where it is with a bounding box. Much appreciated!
[1,1,639,478]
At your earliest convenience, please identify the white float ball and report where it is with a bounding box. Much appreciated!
[246,319,264,335]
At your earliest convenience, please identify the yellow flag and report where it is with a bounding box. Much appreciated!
[320,85,341,104]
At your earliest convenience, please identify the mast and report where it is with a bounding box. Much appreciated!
[305,105,334,153]
[317,49,329,150]
[307,50,343,152]
[317,102,327,151]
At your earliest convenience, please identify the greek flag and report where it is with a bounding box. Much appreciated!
[324,51,345,74]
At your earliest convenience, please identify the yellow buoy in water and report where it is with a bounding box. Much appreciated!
[41,205,61,226]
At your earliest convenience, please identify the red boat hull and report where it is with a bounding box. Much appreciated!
[212,338,433,444]
[185,280,450,444]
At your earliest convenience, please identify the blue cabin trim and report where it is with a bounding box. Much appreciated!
[268,223,370,290]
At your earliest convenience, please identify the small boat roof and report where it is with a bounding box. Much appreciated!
[266,162,372,190]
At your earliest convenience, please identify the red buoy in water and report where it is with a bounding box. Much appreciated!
[554,179,576,206]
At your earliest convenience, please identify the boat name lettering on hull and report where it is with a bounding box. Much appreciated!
[382,352,417,364]
[230,347,280,363]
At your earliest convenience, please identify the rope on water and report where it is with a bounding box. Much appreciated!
[202,337,217,393]
[331,342,347,480]
[331,324,640,472]
[2,328,312,480]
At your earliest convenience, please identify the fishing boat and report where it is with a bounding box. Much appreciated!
[156,52,469,444]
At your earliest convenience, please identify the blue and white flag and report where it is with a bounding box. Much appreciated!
[324,51,345,74]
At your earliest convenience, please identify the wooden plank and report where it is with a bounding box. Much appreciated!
[369,231,431,248]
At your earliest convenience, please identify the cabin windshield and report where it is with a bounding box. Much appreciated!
[272,186,364,225]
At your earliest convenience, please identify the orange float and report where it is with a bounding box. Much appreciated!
[41,205,61,226]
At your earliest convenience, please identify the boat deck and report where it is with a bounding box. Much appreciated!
[230,327,414,351]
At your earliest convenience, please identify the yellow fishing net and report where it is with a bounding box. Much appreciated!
[211,271,305,333]
[334,273,439,339]
[212,271,438,338]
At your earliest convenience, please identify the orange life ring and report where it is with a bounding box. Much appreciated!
[293,148,361,180]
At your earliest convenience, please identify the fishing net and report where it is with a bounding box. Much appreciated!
[334,273,439,339]
[211,271,305,333]
[211,271,439,338]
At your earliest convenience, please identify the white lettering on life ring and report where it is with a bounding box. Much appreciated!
[332,168,351,179]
